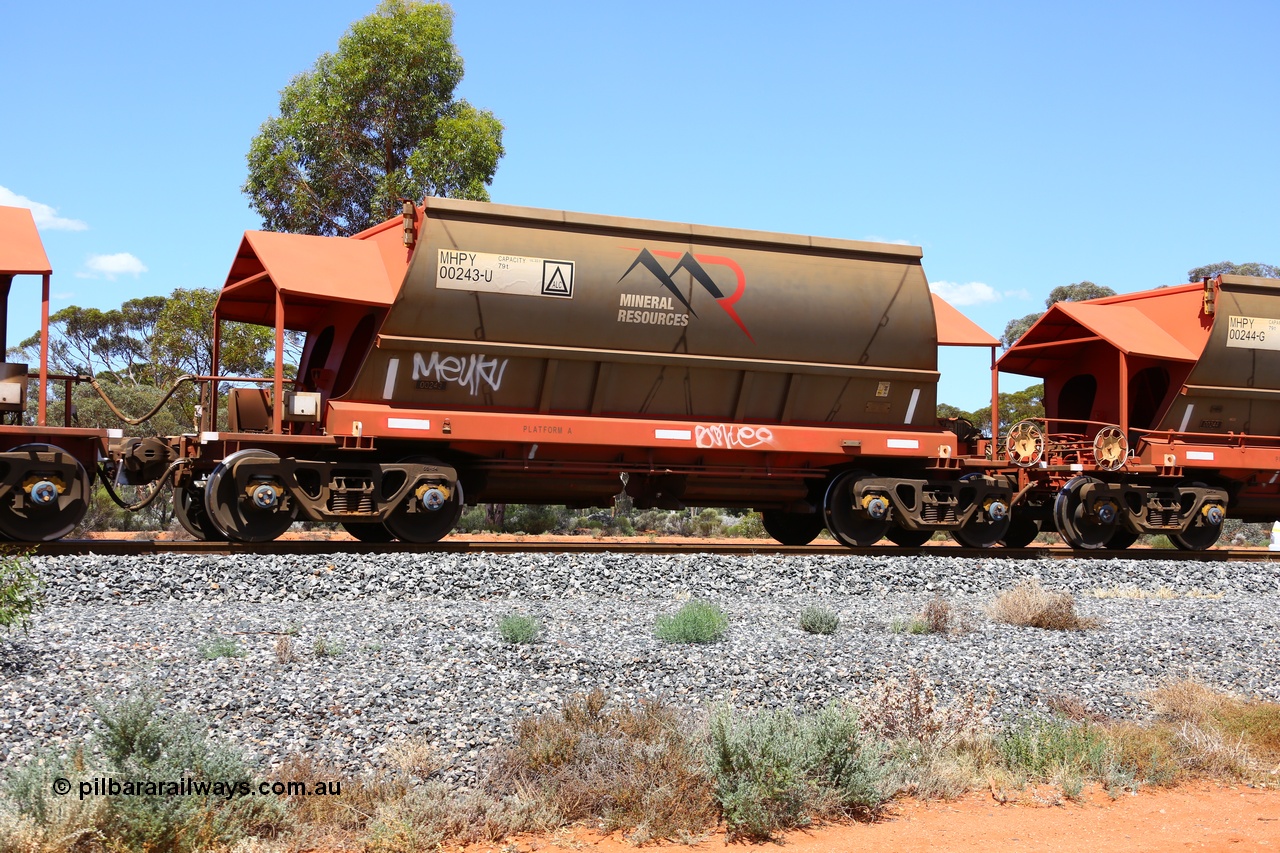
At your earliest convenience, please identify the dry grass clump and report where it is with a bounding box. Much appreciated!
[1146,678,1280,777]
[988,579,1100,630]
[891,596,957,635]
[486,689,718,843]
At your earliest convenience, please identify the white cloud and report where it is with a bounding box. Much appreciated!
[929,280,999,306]
[860,235,914,245]
[83,253,147,280]
[0,186,88,231]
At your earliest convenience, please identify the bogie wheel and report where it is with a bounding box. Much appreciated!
[383,459,464,544]
[1106,528,1140,550]
[174,481,227,542]
[0,444,91,541]
[822,470,890,548]
[999,516,1041,548]
[204,449,298,543]
[950,474,1012,549]
[760,510,825,546]
[1171,482,1225,551]
[885,526,932,547]
[342,522,396,543]
[1053,475,1118,550]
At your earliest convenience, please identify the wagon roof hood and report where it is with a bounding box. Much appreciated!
[0,206,51,275]
[217,230,401,326]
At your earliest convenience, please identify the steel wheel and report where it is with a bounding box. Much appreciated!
[885,525,932,547]
[1006,420,1045,468]
[822,470,890,548]
[174,481,227,542]
[342,522,396,543]
[1053,476,1117,550]
[0,444,91,541]
[1105,528,1140,549]
[204,449,297,543]
[383,459,464,544]
[1171,483,1225,551]
[760,510,825,546]
[950,475,1012,549]
[999,516,1041,548]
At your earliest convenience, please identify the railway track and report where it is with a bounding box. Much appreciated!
[18,538,1280,561]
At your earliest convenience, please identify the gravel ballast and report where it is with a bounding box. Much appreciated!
[2,550,1278,784]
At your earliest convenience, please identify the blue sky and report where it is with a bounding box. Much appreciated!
[2,0,1276,408]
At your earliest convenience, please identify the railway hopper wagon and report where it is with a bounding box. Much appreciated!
[158,198,1012,546]
[998,275,1280,550]
[0,206,112,541]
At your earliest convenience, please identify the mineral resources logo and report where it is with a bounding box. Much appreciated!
[616,248,754,341]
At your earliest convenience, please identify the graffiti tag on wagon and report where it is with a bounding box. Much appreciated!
[694,424,774,450]
[411,352,509,396]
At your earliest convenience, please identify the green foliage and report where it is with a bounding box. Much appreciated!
[725,511,767,538]
[654,600,728,644]
[693,508,726,538]
[961,383,1045,436]
[798,607,839,635]
[1001,311,1043,349]
[0,552,41,634]
[708,703,891,840]
[501,504,566,536]
[244,0,504,236]
[998,716,1111,781]
[1000,281,1116,349]
[5,695,287,852]
[199,637,243,660]
[1187,261,1280,281]
[313,636,345,657]
[498,614,541,645]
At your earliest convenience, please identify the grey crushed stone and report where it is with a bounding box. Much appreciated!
[1,550,1277,785]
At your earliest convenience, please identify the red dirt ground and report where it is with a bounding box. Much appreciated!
[459,782,1280,853]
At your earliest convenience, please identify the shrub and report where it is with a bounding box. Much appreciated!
[313,636,344,657]
[486,690,717,841]
[725,512,767,539]
[0,551,41,635]
[502,504,567,536]
[498,614,541,644]
[199,637,243,660]
[693,508,725,538]
[655,600,728,644]
[988,579,1099,630]
[998,715,1111,788]
[799,607,839,635]
[708,702,892,841]
[4,695,287,853]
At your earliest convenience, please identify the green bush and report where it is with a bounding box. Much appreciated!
[199,637,243,660]
[0,552,41,634]
[502,505,566,536]
[693,508,725,538]
[708,703,892,840]
[4,694,287,853]
[455,505,487,533]
[799,607,839,635]
[998,715,1111,780]
[498,614,541,644]
[655,600,728,644]
[726,512,768,539]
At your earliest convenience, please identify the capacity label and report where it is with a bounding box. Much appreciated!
[436,250,574,299]
[1225,315,1280,351]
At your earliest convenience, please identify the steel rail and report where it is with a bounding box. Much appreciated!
[17,539,1280,562]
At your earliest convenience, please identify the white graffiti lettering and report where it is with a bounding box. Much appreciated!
[411,351,509,396]
[694,424,774,449]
